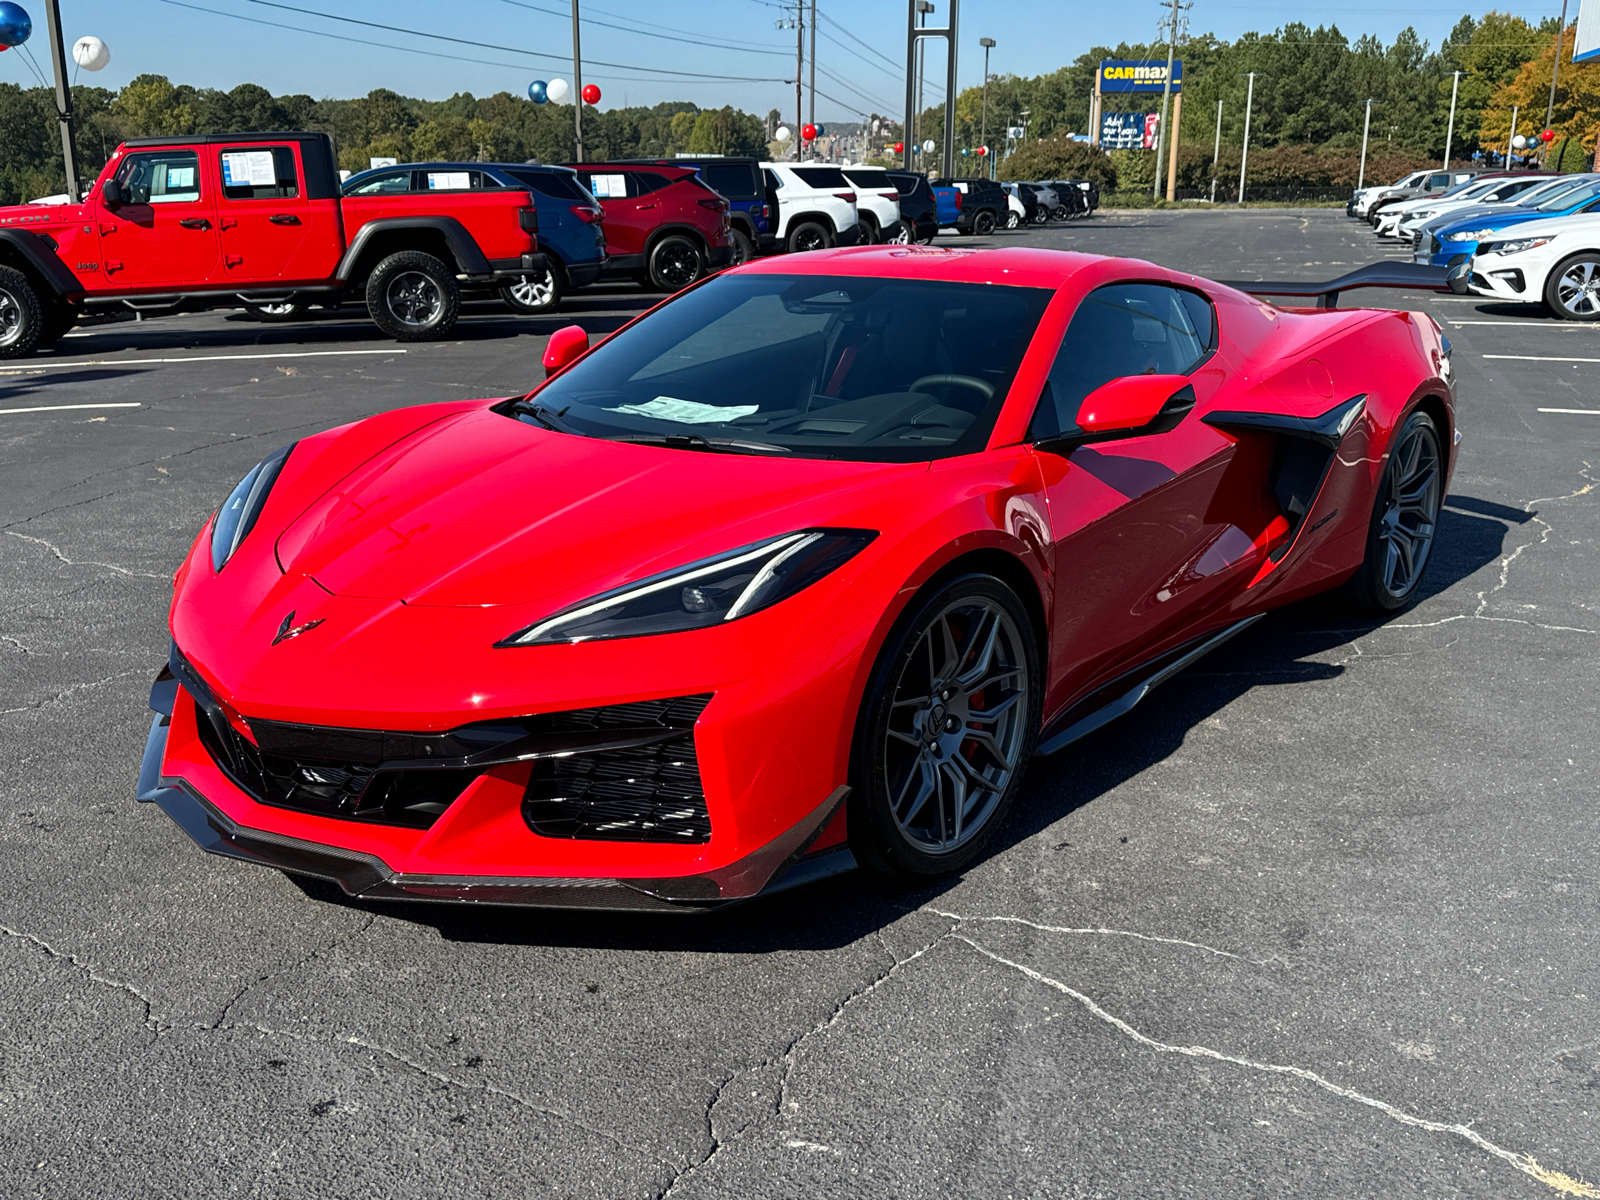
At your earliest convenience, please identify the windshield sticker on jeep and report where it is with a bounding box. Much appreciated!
[221,151,275,188]
[607,397,760,424]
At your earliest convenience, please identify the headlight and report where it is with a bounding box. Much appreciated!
[1409,210,1435,221]
[1449,228,1497,241]
[210,443,295,572]
[1485,236,1552,256]
[498,528,876,647]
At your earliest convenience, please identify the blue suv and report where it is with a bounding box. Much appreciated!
[1423,176,1600,268]
[340,161,607,314]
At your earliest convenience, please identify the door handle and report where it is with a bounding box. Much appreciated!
[635,203,657,210]
[178,218,212,230]
[269,214,302,225]
[219,217,237,231]
[225,254,244,268]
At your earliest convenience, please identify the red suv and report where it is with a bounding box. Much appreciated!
[565,163,732,291]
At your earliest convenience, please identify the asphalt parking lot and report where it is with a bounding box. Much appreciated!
[3,208,1597,1199]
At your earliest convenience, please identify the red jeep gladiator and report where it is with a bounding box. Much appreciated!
[0,131,548,358]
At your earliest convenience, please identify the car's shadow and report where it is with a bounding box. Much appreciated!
[289,495,1522,951]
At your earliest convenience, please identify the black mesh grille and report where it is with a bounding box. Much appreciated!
[522,694,713,843]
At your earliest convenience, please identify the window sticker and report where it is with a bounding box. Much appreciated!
[606,397,759,424]
[221,150,277,188]
[427,172,472,190]
[588,173,627,199]
[166,166,195,189]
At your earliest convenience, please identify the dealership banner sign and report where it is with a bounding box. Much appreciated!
[1100,112,1160,149]
[1578,0,1600,62]
[1098,60,1183,93]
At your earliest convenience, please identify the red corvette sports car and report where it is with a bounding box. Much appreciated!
[139,247,1456,910]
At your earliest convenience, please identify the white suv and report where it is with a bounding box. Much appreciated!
[761,162,863,253]
[839,167,906,243]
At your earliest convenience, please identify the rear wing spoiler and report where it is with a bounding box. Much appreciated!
[1215,262,1452,309]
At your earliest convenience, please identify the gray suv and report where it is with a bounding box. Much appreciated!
[1365,168,1483,227]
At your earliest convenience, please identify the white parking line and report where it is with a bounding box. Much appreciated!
[1483,355,1600,362]
[1446,320,1597,328]
[1537,407,1600,415]
[0,348,406,373]
[0,402,142,415]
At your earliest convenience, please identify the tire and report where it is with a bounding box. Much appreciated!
[848,573,1041,879]
[499,261,564,315]
[1542,252,1600,321]
[647,234,705,291]
[243,301,306,323]
[1005,209,1022,229]
[858,217,880,245]
[973,209,998,236]
[1344,409,1444,612]
[1031,207,1048,225]
[889,222,914,245]
[787,220,833,254]
[919,228,937,245]
[1053,206,1069,221]
[365,251,460,342]
[0,265,44,360]
[728,226,755,265]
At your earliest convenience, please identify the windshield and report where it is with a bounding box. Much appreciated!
[1435,178,1492,201]
[1511,178,1579,207]
[525,273,1051,462]
[1536,179,1600,211]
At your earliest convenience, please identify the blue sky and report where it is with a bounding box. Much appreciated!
[0,0,1569,122]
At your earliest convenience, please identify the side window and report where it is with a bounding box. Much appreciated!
[422,169,478,191]
[346,170,411,195]
[629,172,672,197]
[1029,284,1207,441]
[1427,173,1450,189]
[115,150,202,204]
[219,146,299,201]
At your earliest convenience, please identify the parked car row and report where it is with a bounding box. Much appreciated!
[1349,166,1600,319]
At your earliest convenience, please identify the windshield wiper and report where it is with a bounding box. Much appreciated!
[507,399,585,435]
[608,432,791,455]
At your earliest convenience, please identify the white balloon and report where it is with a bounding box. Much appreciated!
[72,36,110,72]
[547,78,571,103]
[922,139,936,152]
[1511,134,1527,149]
[775,125,792,141]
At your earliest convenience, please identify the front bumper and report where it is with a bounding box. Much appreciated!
[1462,254,1531,299]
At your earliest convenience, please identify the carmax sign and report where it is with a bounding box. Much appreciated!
[1098,60,1183,92]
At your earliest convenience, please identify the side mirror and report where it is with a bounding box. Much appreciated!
[542,324,589,378]
[1035,374,1195,453]
[100,179,124,207]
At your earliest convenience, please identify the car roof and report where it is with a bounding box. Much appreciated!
[730,243,1104,287]
[123,130,332,148]
[569,162,696,177]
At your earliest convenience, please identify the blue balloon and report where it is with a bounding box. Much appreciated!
[527,79,548,104]
[0,2,32,48]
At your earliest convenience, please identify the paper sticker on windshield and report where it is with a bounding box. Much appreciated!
[427,172,472,190]
[221,150,276,188]
[607,397,758,424]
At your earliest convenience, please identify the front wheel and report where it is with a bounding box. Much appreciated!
[0,265,44,360]
[499,263,563,314]
[728,227,755,265]
[787,220,833,254]
[848,574,1040,879]
[365,251,460,342]
[1344,410,1444,612]
[648,235,705,291]
[1543,253,1600,321]
[973,209,997,236]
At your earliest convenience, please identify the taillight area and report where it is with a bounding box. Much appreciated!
[518,206,539,233]
[835,192,857,203]
[953,192,964,210]
[698,198,728,212]
[570,205,604,224]
[880,191,899,201]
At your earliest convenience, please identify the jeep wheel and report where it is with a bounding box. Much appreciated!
[973,209,997,236]
[366,251,460,341]
[728,227,755,266]
[243,301,306,323]
[0,266,44,360]
[788,221,833,254]
[646,235,705,292]
[499,263,564,315]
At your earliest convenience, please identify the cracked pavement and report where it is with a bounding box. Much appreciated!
[2,213,1597,1198]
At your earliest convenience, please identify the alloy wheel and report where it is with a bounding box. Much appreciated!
[1555,259,1600,317]
[882,597,1029,855]
[385,271,443,327]
[0,287,20,347]
[508,272,555,309]
[793,228,827,253]
[657,243,701,288]
[890,224,913,245]
[1377,420,1442,600]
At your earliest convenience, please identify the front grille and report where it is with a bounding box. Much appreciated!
[522,695,713,843]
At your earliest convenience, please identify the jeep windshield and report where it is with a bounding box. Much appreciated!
[520,273,1051,462]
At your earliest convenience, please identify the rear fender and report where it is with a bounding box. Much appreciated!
[335,216,492,282]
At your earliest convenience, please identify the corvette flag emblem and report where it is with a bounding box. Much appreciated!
[272,610,324,646]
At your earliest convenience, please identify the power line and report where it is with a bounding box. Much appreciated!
[813,60,898,115]
[815,25,901,80]
[817,10,901,72]
[497,0,792,57]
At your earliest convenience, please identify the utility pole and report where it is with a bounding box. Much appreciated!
[1210,98,1222,203]
[571,0,585,162]
[1358,98,1372,189]
[808,0,817,153]
[1443,71,1466,169]
[795,1,805,161]
[915,2,934,157]
[1152,0,1188,201]
[980,37,995,180]
[1238,71,1259,204]
[1547,0,1570,136]
[42,0,79,203]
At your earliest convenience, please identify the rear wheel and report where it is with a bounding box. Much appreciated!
[243,301,306,323]
[1345,410,1444,612]
[787,220,833,254]
[973,209,997,236]
[1543,253,1600,321]
[889,222,914,245]
[0,266,43,360]
[849,574,1040,879]
[728,226,755,265]
[858,216,880,245]
[647,235,705,291]
[366,251,460,341]
[499,262,563,314]
[1005,208,1022,229]
[1032,207,1048,225]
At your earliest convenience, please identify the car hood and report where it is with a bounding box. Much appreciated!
[273,404,914,609]
[1476,212,1600,246]
[1435,207,1565,237]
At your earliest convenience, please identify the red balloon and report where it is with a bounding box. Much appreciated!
[1540,128,1556,142]
[893,141,904,154]
[582,83,601,105]
[976,145,988,156]
[801,123,817,141]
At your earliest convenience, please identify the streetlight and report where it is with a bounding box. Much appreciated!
[1237,71,1260,205]
[1210,99,1222,203]
[915,1,934,154]
[1443,71,1471,169]
[1357,98,1373,190]
[979,36,995,180]
[571,0,585,162]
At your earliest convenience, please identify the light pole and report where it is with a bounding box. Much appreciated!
[979,37,995,180]
[1443,71,1469,169]
[1358,98,1372,190]
[808,0,817,156]
[1210,98,1222,203]
[1152,0,1188,201]
[1237,71,1259,205]
[41,0,79,202]
[571,0,585,162]
[1547,0,1570,136]
[915,1,934,155]
[1508,104,1520,167]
